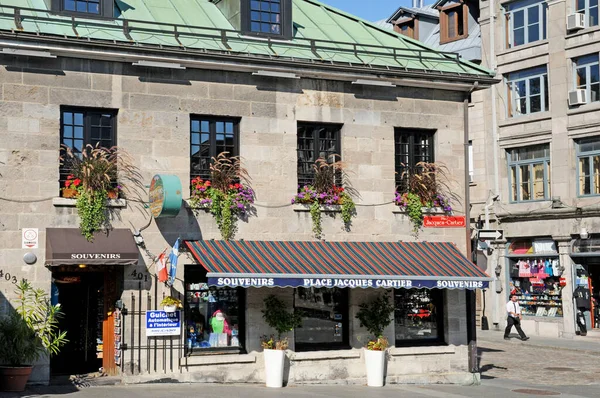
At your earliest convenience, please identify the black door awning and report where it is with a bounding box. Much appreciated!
[45,228,139,266]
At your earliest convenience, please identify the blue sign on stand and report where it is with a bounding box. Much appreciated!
[146,310,181,337]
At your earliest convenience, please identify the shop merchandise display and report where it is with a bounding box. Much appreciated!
[510,257,564,317]
[185,283,241,352]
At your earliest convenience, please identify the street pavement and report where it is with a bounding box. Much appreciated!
[4,329,600,398]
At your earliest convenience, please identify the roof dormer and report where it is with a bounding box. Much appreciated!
[211,0,293,39]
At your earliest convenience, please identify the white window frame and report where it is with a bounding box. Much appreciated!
[507,145,551,203]
[576,138,600,197]
[573,54,600,103]
[506,66,549,117]
[576,0,599,28]
[505,0,547,48]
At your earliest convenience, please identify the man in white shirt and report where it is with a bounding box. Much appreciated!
[504,294,529,341]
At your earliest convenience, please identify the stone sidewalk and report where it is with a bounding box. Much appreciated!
[478,329,600,353]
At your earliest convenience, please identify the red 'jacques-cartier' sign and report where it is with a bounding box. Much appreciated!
[423,215,466,228]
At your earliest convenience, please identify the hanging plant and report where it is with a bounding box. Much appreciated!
[60,144,142,242]
[395,162,456,238]
[189,153,255,240]
[292,156,358,239]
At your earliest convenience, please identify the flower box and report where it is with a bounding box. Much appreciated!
[61,188,78,198]
[292,204,342,213]
[392,207,448,215]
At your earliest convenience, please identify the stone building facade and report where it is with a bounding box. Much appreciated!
[0,0,493,386]
[475,0,600,338]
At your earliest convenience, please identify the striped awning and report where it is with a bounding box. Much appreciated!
[184,240,491,290]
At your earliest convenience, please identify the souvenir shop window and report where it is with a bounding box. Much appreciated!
[293,287,349,351]
[509,257,565,317]
[184,268,245,354]
[508,238,557,255]
[394,289,445,346]
[572,237,600,254]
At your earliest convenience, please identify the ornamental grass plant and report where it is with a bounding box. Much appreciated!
[189,152,255,240]
[60,144,142,241]
[394,162,457,238]
[292,156,358,239]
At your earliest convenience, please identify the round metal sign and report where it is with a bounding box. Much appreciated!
[148,174,182,218]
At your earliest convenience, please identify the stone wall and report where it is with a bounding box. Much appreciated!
[0,54,471,383]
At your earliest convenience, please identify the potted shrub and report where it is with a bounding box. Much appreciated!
[291,156,358,239]
[261,295,302,388]
[189,152,255,240]
[0,280,68,392]
[394,162,455,238]
[160,296,182,312]
[355,293,394,387]
[60,144,141,241]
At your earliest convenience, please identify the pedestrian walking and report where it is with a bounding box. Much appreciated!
[504,294,529,341]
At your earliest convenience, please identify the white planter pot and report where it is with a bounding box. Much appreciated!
[364,348,386,387]
[163,305,177,312]
[263,348,286,388]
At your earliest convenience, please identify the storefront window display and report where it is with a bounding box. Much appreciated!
[294,287,349,351]
[508,239,564,317]
[184,269,245,354]
[394,289,444,346]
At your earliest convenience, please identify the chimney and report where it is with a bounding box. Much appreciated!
[412,0,418,8]
[420,0,424,7]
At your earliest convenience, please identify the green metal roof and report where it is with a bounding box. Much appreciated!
[0,0,494,78]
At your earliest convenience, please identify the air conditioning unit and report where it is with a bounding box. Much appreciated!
[567,13,586,31]
[568,89,587,106]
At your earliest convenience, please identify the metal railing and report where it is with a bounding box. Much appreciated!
[0,5,489,77]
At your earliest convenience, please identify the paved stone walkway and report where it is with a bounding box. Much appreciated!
[478,329,600,385]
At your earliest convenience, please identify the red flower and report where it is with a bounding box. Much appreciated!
[64,180,71,187]
[72,178,81,187]
[205,181,211,186]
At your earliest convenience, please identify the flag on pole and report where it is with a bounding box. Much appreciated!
[157,252,168,283]
[168,238,180,285]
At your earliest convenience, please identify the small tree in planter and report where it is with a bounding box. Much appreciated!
[160,296,183,312]
[0,280,68,392]
[355,293,395,387]
[395,162,456,238]
[60,144,142,241]
[260,295,302,388]
[292,156,358,239]
[189,153,255,240]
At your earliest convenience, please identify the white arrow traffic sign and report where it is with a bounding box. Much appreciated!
[478,229,504,240]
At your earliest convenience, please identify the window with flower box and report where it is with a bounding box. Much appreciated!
[190,116,240,182]
[59,107,117,193]
[296,123,342,188]
[394,129,435,193]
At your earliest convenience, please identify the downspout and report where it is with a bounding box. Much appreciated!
[465,82,478,374]
[490,0,500,197]
[489,0,502,332]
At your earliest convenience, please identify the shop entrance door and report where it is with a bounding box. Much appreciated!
[51,272,104,376]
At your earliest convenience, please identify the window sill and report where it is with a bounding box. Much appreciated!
[290,349,360,361]
[293,204,341,213]
[567,101,600,116]
[389,345,455,357]
[392,207,447,215]
[52,197,127,208]
[497,40,548,58]
[566,25,600,43]
[499,112,552,128]
[180,353,256,366]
